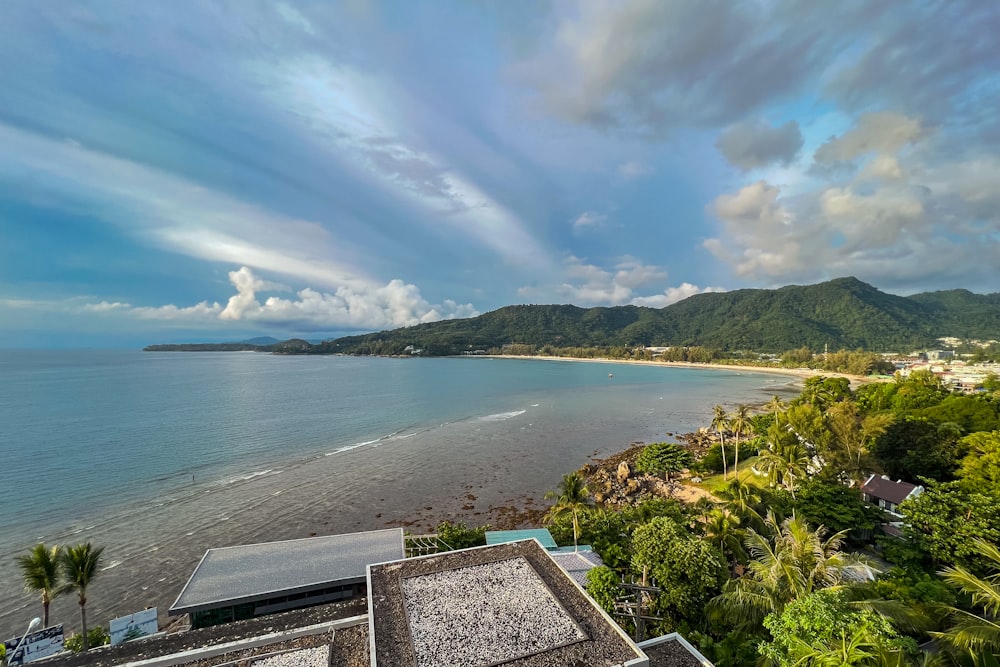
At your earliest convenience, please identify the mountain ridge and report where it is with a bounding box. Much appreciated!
[144,278,1000,355]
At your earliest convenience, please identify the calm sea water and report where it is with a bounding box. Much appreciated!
[0,350,796,635]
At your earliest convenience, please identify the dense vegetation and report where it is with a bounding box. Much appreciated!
[301,277,1000,355]
[144,277,1000,356]
[495,372,999,665]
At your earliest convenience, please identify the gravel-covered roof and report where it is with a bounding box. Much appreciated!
[368,539,646,667]
[171,529,405,614]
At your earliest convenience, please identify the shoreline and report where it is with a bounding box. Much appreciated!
[0,353,821,636]
[482,354,873,387]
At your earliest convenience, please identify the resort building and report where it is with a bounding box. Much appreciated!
[169,528,405,629]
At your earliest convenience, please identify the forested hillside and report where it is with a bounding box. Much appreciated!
[308,277,999,355]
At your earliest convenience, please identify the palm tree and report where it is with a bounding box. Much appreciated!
[718,478,765,532]
[709,513,878,631]
[60,542,104,651]
[544,472,592,551]
[757,427,810,499]
[16,544,63,628]
[933,538,1000,664]
[729,404,753,474]
[703,509,747,575]
[712,404,730,480]
[764,395,786,421]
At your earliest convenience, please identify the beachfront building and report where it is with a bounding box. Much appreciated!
[367,538,712,666]
[169,528,404,629]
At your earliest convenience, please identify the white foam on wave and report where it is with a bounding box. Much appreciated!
[325,438,379,456]
[101,560,123,571]
[397,433,416,440]
[479,410,526,422]
[531,403,540,407]
[226,469,279,484]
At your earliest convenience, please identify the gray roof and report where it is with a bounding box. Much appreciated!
[639,633,713,666]
[861,475,920,505]
[170,528,404,615]
[549,550,604,588]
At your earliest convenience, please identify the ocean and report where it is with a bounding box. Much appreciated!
[0,350,796,636]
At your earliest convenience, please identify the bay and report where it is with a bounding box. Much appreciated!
[0,350,796,636]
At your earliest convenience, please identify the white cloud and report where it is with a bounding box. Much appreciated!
[618,161,652,178]
[572,211,606,231]
[124,267,477,330]
[247,56,554,271]
[82,301,132,312]
[519,256,722,308]
[631,283,726,308]
[814,112,925,164]
[705,129,1000,288]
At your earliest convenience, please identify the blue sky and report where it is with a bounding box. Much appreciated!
[2,1,999,347]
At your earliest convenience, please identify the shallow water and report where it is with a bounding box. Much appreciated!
[0,351,796,635]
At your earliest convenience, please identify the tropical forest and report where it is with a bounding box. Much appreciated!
[439,371,1000,666]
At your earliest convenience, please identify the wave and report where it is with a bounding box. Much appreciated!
[225,469,280,484]
[478,410,527,422]
[325,438,380,456]
[101,559,123,571]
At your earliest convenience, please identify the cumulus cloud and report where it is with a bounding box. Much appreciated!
[716,119,803,170]
[631,283,727,308]
[119,266,478,330]
[705,148,1000,289]
[519,256,722,308]
[814,112,925,163]
[572,211,606,231]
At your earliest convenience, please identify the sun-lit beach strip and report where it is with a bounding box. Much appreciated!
[484,354,872,386]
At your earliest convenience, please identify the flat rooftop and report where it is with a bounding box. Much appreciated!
[549,550,604,588]
[485,528,558,550]
[171,528,405,615]
[368,539,646,667]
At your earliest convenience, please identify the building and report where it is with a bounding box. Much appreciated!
[169,528,404,629]
[549,549,605,588]
[860,474,924,518]
[485,528,559,550]
[368,539,651,666]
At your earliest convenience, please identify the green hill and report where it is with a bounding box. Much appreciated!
[146,278,1000,355]
[304,277,999,355]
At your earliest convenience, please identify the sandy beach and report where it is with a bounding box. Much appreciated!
[485,354,872,387]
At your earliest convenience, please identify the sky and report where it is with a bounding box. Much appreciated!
[1,1,999,347]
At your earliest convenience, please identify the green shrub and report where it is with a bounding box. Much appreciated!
[435,520,488,550]
[63,627,110,652]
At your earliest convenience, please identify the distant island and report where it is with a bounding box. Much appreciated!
[144,277,1000,359]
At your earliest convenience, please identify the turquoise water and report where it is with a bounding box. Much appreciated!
[0,350,795,634]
